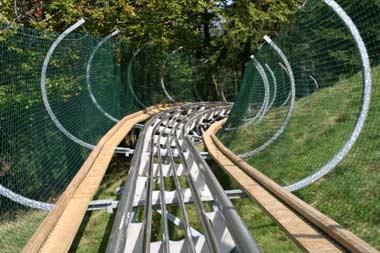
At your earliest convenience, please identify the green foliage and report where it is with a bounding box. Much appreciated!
[214,0,300,72]
[0,0,300,85]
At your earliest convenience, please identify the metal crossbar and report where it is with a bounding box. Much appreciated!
[106,103,260,253]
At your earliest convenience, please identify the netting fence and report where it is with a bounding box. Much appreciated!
[0,20,201,251]
[221,0,380,248]
[1,0,380,251]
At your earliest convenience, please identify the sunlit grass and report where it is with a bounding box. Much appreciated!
[219,67,380,249]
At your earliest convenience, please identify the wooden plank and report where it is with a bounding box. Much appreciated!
[204,119,379,253]
[23,103,181,253]
[203,125,342,252]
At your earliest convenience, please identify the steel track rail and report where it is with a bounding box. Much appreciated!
[108,102,257,252]
[167,114,197,252]
[172,118,221,253]
[142,115,170,253]
[107,103,202,252]
[182,109,260,253]
[156,118,171,252]
[106,106,182,252]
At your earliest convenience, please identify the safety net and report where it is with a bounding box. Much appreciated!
[1,0,380,251]
[0,22,200,251]
[220,0,380,248]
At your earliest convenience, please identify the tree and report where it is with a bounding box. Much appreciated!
[0,0,301,99]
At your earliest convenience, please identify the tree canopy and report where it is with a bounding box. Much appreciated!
[0,0,301,75]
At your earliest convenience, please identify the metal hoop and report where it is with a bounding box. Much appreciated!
[243,55,270,124]
[286,0,372,191]
[86,30,120,123]
[221,79,228,104]
[265,64,277,110]
[278,62,292,106]
[160,46,183,102]
[41,19,96,150]
[127,42,154,109]
[309,75,319,89]
[239,36,296,159]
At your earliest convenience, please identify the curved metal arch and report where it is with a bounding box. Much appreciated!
[265,64,277,110]
[127,41,155,109]
[282,90,291,106]
[309,75,319,89]
[239,36,296,159]
[278,62,288,74]
[221,79,228,104]
[286,0,372,191]
[0,185,53,210]
[41,19,96,150]
[212,74,228,104]
[160,46,184,103]
[86,30,120,123]
[243,55,270,124]
[0,20,87,211]
[278,62,292,106]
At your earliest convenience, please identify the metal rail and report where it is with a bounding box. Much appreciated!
[86,30,121,123]
[107,103,259,252]
[106,107,179,252]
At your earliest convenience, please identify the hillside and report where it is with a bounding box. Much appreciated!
[219,66,380,249]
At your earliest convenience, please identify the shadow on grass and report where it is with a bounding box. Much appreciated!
[69,153,132,252]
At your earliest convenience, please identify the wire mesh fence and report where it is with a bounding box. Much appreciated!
[0,0,380,251]
[220,0,380,248]
[0,22,201,251]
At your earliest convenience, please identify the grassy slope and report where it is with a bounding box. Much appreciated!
[210,159,302,252]
[5,67,379,252]
[220,67,380,249]
[69,155,130,253]
[0,211,46,253]
[71,152,302,252]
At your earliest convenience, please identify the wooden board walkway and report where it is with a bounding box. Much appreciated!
[23,103,181,253]
[203,119,379,253]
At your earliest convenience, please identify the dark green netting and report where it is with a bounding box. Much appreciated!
[0,23,200,251]
[128,43,213,105]
[1,0,380,251]
[220,71,239,102]
[221,0,380,248]
[161,51,203,102]
[0,24,127,252]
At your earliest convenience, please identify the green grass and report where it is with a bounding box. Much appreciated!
[69,67,380,252]
[70,146,302,252]
[233,198,303,252]
[209,159,303,252]
[220,67,380,249]
[0,210,47,253]
[69,154,130,253]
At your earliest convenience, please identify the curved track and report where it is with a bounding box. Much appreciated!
[23,103,380,253]
[107,103,260,253]
[19,2,377,251]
